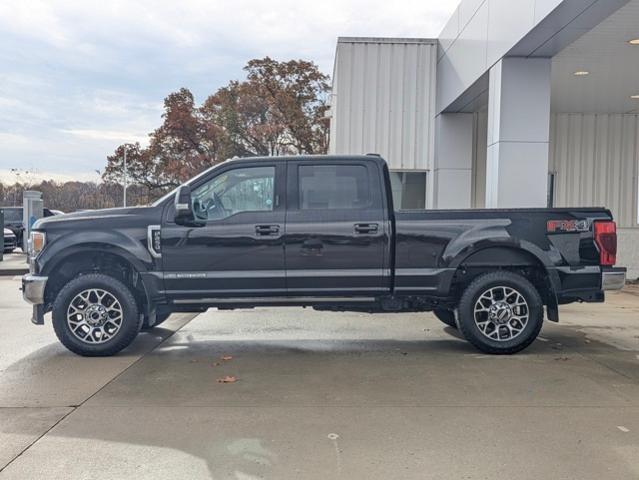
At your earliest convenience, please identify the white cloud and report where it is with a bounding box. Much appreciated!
[0,169,98,184]
[0,132,31,148]
[0,0,457,49]
[61,129,149,144]
[0,0,70,47]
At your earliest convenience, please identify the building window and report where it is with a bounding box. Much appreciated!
[390,171,427,210]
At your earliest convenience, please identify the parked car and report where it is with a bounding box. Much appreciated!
[2,207,59,249]
[4,228,17,253]
[22,155,626,357]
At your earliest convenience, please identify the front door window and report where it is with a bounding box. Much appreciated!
[191,166,275,221]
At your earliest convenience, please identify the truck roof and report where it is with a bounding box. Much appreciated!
[224,154,387,165]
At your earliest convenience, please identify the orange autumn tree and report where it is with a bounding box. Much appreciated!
[104,58,330,196]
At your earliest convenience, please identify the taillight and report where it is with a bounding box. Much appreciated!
[594,221,617,266]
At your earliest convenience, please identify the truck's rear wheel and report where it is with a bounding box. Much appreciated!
[457,271,543,355]
[52,273,141,357]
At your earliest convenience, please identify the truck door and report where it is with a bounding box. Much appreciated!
[284,159,391,297]
[161,161,286,302]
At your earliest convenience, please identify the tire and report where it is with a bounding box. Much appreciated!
[140,312,171,331]
[457,271,543,355]
[434,308,457,329]
[52,273,141,357]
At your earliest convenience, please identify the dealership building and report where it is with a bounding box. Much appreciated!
[328,0,639,278]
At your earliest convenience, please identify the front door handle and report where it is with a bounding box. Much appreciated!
[255,224,280,236]
[354,223,379,235]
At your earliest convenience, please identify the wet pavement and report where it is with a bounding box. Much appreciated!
[0,276,638,479]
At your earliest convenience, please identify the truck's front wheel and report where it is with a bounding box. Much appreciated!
[52,273,141,357]
[457,271,543,355]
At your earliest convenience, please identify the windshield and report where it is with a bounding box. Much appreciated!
[151,164,222,207]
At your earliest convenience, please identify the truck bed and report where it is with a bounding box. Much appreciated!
[392,207,614,299]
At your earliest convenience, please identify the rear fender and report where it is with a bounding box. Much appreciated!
[447,239,561,321]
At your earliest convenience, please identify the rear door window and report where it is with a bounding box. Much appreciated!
[298,165,371,210]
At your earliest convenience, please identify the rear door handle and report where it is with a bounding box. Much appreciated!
[302,238,323,249]
[354,223,379,235]
[301,238,323,256]
[255,224,280,236]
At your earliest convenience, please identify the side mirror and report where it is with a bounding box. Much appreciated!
[174,185,204,227]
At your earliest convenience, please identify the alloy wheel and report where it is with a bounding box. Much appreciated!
[473,286,529,342]
[66,288,123,344]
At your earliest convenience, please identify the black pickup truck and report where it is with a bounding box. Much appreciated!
[22,155,626,356]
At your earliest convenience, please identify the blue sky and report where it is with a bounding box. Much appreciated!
[0,0,457,183]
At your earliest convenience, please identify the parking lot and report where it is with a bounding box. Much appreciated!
[0,273,638,479]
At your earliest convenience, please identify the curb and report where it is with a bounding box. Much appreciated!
[0,269,28,277]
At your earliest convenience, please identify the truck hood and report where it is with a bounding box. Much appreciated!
[33,206,162,231]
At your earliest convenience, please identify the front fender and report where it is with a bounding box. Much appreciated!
[37,230,153,277]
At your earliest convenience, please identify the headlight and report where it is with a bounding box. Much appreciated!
[29,231,46,257]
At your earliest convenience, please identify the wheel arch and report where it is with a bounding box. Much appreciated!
[456,245,546,268]
[42,245,154,318]
[40,242,148,276]
[450,245,560,321]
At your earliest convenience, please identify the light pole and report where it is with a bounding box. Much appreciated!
[93,169,103,209]
[10,168,27,206]
[123,148,128,207]
[10,168,18,206]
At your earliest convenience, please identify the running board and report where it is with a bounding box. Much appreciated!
[172,296,376,305]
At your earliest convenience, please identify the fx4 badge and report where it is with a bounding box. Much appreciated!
[547,219,589,233]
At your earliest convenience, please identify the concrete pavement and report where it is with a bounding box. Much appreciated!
[0,275,638,479]
[0,254,28,277]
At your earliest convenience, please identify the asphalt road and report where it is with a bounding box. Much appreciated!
[0,275,638,479]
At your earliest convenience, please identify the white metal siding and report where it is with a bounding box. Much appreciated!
[330,39,437,171]
[471,111,488,208]
[471,112,639,226]
[549,113,639,228]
